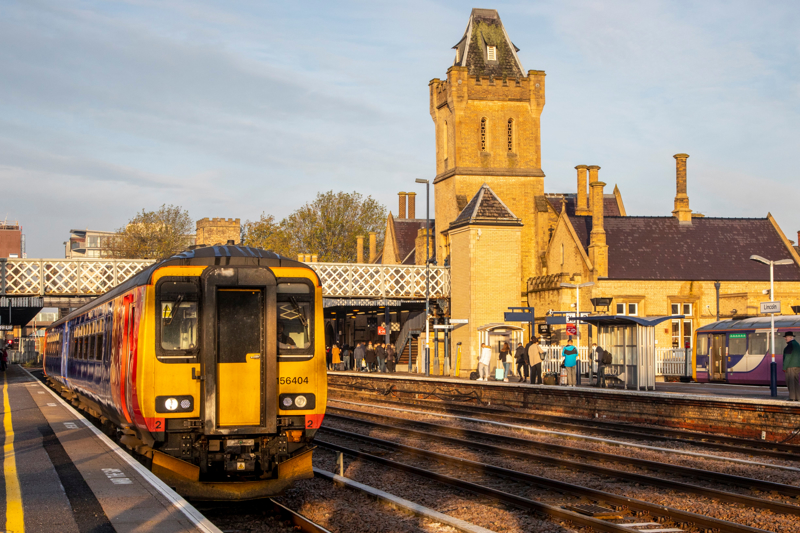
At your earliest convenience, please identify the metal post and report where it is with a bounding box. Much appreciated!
[434,329,439,375]
[384,305,390,346]
[770,262,777,398]
[714,281,721,322]
[444,326,450,376]
[0,258,6,295]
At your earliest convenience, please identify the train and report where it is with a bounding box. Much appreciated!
[43,245,326,500]
[694,316,800,385]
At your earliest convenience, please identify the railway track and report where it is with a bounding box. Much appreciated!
[325,407,800,515]
[195,497,332,533]
[316,427,769,533]
[327,389,800,460]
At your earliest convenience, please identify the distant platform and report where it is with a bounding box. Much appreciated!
[1,364,218,533]
[326,371,800,441]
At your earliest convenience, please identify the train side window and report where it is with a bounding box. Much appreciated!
[696,334,709,356]
[775,336,788,355]
[748,333,767,355]
[157,279,200,363]
[277,282,313,356]
[728,334,746,355]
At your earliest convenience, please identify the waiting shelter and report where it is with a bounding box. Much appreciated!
[578,315,684,390]
[476,324,525,377]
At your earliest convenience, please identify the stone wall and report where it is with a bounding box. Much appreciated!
[196,218,241,247]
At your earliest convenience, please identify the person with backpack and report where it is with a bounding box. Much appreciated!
[514,342,528,382]
[594,343,610,387]
[562,337,579,387]
[529,337,546,384]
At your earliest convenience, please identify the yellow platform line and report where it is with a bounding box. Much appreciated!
[3,372,24,532]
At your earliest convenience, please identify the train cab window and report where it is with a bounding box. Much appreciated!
[696,334,709,356]
[728,334,747,355]
[157,280,200,362]
[277,282,313,356]
[748,333,768,355]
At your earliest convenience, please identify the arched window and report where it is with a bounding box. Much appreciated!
[507,118,514,152]
[480,118,487,151]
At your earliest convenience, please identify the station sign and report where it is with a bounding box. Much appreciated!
[0,325,12,331]
[433,325,453,330]
[450,319,468,324]
[537,324,551,335]
[760,301,781,314]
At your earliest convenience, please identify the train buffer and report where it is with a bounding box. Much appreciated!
[1,364,219,533]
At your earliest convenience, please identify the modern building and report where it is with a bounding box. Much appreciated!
[65,229,117,258]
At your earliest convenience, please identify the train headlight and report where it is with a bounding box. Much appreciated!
[164,398,178,411]
[282,396,293,408]
[294,395,308,408]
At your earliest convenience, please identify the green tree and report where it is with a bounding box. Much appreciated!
[105,204,194,260]
[241,191,386,263]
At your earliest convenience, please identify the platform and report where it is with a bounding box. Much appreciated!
[327,371,800,442]
[0,364,220,533]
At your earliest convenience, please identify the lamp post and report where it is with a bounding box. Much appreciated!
[415,178,431,376]
[750,255,794,397]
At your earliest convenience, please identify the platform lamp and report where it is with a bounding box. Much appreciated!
[590,297,613,314]
[415,177,431,376]
[749,255,794,397]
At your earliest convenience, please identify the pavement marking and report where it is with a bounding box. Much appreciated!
[23,368,222,533]
[46,403,56,407]
[331,399,800,473]
[102,468,132,485]
[37,391,44,394]
[63,422,78,429]
[3,372,25,533]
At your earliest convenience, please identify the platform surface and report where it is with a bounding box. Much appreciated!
[1,364,219,533]
[329,369,795,404]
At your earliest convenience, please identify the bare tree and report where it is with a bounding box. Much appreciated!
[105,205,194,260]
[241,191,386,262]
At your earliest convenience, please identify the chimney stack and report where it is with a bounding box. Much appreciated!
[587,165,600,212]
[575,165,590,215]
[369,232,377,263]
[672,153,692,224]
[589,181,609,278]
[407,192,417,219]
[398,192,407,219]
[311,254,318,263]
[297,254,304,262]
[356,236,364,263]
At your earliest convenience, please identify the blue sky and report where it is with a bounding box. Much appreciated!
[2,1,799,258]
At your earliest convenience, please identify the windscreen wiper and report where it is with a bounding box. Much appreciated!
[289,296,308,328]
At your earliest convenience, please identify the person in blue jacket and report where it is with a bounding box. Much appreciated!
[562,337,579,387]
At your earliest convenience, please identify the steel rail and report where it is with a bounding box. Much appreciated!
[326,406,800,498]
[318,428,769,533]
[325,410,800,515]
[327,389,800,460]
[267,499,333,533]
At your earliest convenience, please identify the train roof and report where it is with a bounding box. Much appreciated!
[50,246,312,328]
[697,316,800,331]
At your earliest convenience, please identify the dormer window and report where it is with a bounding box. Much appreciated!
[487,46,497,61]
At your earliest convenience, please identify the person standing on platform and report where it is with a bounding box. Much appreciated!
[386,344,397,373]
[499,342,512,382]
[514,342,528,383]
[332,344,341,371]
[354,342,365,372]
[376,342,387,373]
[365,342,377,372]
[562,337,579,387]
[593,343,608,388]
[325,346,332,371]
[529,337,545,384]
[341,345,351,371]
[477,343,492,381]
[783,331,800,401]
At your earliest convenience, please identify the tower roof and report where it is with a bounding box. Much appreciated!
[450,184,522,230]
[452,8,524,78]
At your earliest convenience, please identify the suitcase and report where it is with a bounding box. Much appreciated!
[495,368,505,380]
[469,371,479,380]
[543,375,557,385]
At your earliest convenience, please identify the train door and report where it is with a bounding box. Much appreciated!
[202,267,277,434]
[710,334,727,381]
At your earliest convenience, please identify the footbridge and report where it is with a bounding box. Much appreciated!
[0,258,450,306]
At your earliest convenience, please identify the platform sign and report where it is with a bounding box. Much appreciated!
[0,325,12,331]
[433,325,453,330]
[377,326,386,335]
[538,324,550,335]
[760,301,781,314]
[565,323,578,336]
[450,319,468,324]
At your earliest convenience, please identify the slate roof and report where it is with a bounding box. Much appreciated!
[393,218,436,265]
[568,216,800,281]
[450,184,522,230]
[452,9,524,79]
[546,194,621,217]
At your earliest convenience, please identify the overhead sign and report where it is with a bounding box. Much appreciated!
[433,325,453,330]
[0,325,12,331]
[538,324,551,334]
[505,312,534,322]
[450,319,468,324]
[760,301,781,314]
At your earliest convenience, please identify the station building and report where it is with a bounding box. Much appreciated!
[400,8,800,371]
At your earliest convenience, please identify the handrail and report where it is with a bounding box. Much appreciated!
[395,311,426,368]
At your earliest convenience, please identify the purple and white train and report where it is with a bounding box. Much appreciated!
[694,317,800,384]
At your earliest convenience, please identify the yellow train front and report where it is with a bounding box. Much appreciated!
[43,246,327,500]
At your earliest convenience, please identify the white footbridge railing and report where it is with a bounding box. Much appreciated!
[0,258,450,300]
